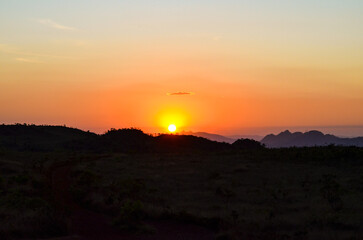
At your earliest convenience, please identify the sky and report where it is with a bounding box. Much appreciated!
[0,0,362,136]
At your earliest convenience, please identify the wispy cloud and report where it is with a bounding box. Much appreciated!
[167,92,194,96]
[0,43,75,60]
[15,58,44,63]
[37,19,77,31]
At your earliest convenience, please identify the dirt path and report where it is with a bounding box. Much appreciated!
[50,160,215,240]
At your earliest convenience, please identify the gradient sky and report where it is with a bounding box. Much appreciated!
[1,0,362,135]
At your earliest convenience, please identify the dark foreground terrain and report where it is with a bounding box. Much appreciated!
[0,124,362,239]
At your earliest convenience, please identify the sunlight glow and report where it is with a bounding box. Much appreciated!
[155,107,190,133]
[168,124,177,133]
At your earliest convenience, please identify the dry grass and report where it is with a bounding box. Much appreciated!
[71,149,363,239]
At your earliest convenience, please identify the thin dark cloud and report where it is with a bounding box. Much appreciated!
[167,92,194,96]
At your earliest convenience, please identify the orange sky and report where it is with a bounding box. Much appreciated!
[0,1,362,135]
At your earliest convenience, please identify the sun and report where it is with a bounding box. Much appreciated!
[168,124,177,133]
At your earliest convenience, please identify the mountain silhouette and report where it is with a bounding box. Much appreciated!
[183,132,263,143]
[184,131,236,143]
[261,130,363,148]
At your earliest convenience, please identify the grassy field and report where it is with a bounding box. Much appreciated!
[70,148,363,239]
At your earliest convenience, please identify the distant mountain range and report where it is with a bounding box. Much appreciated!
[185,130,363,148]
[261,130,363,148]
[184,132,263,143]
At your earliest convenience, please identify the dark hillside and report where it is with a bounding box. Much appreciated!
[232,138,264,150]
[0,124,95,151]
[154,134,231,153]
[97,128,154,153]
[0,125,264,153]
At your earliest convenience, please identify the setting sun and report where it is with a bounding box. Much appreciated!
[168,124,177,133]
[155,107,191,133]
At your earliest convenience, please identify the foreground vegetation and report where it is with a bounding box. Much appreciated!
[70,148,363,239]
[0,125,362,239]
[0,151,68,239]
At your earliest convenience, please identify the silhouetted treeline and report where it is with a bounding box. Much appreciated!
[0,124,263,153]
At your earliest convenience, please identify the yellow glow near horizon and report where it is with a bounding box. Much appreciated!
[168,124,177,133]
[156,107,190,133]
